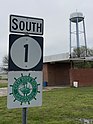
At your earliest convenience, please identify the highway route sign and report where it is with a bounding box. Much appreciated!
[8,34,43,71]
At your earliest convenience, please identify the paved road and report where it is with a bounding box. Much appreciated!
[0,88,7,96]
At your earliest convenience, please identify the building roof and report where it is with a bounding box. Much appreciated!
[43,53,93,63]
[43,53,69,63]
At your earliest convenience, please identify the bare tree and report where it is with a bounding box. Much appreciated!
[72,46,93,58]
[1,55,8,73]
[71,46,93,68]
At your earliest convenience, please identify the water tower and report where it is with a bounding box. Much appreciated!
[69,12,87,58]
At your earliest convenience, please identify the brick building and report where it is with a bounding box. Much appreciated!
[43,53,93,87]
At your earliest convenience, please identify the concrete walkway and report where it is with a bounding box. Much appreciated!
[0,86,68,96]
[43,86,68,91]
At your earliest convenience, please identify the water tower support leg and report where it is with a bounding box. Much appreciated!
[76,18,80,57]
[83,20,87,57]
[70,20,72,58]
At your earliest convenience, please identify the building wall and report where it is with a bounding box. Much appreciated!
[69,68,93,86]
[43,62,70,86]
[43,63,48,82]
[43,62,93,87]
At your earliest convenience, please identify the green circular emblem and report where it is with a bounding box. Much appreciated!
[10,73,40,105]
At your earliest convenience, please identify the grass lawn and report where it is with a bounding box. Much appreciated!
[0,82,8,88]
[0,87,93,124]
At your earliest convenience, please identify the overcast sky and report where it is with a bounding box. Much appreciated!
[0,0,93,65]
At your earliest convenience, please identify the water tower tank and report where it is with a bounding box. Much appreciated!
[69,12,87,58]
[70,12,84,23]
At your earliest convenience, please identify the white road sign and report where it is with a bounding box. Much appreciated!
[7,71,42,109]
[10,15,44,35]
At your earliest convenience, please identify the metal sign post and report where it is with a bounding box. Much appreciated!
[22,108,27,124]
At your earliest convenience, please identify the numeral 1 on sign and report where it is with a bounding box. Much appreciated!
[24,44,28,62]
